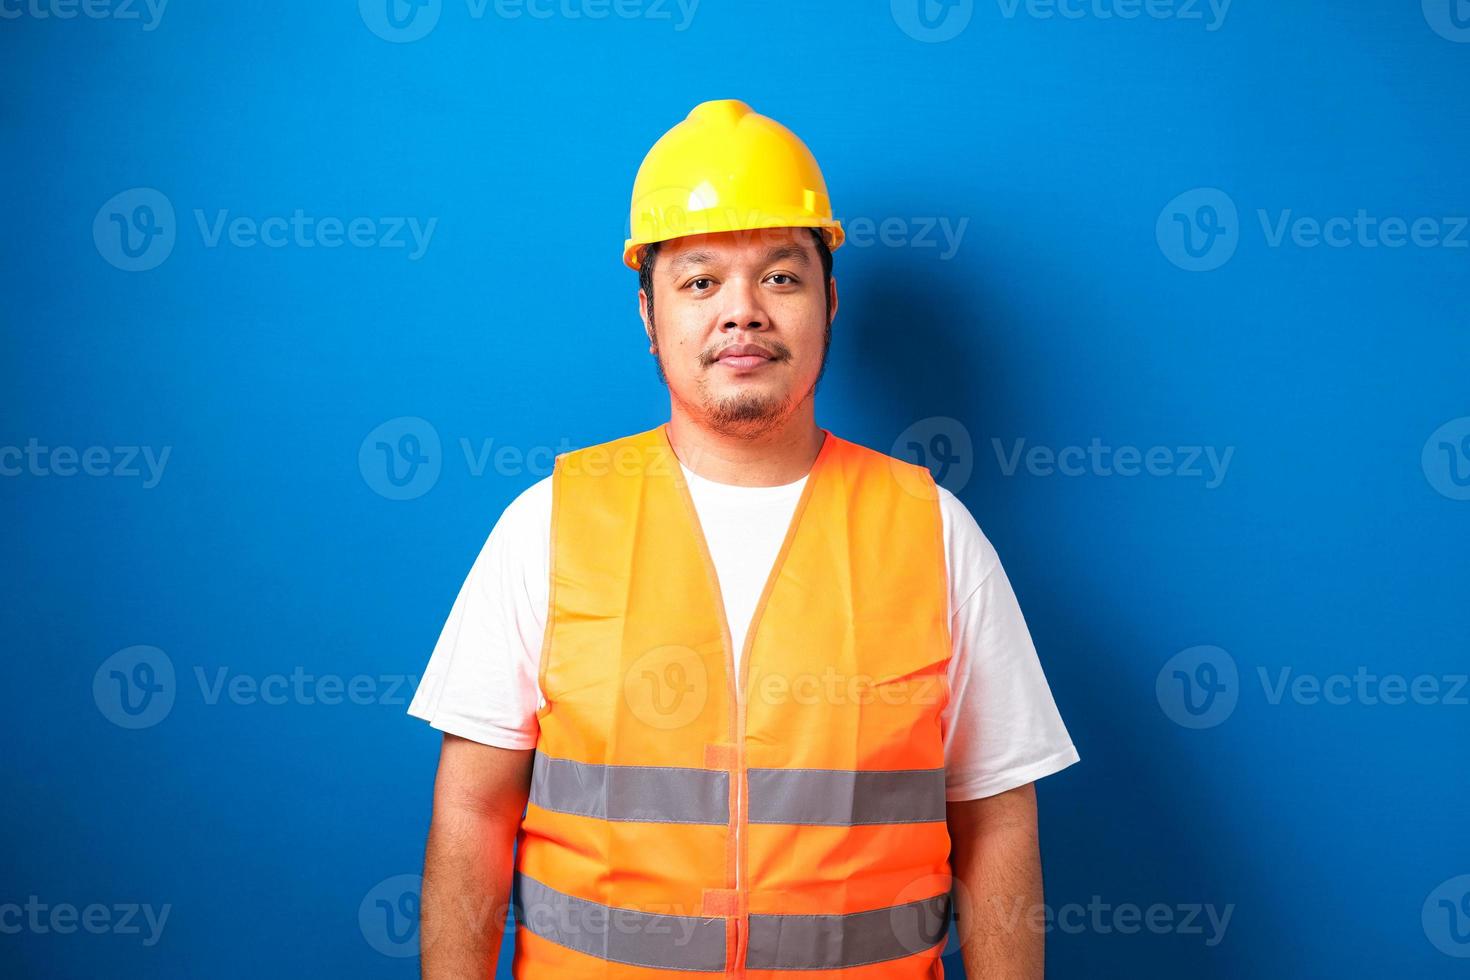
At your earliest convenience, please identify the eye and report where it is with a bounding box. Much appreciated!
[685,277,716,292]
[767,273,798,286]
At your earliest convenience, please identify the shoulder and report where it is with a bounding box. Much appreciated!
[491,425,664,547]
[935,485,1002,606]
[501,474,553,526]
[935,485,997,562]
[827,430,932,480]
[473,474,553,565]
[450,476,554,609]
[555,426,666,473]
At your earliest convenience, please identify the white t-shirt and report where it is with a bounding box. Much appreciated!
[408,462,1080,802]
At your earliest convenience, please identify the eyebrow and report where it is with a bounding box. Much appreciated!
[665,249,719,276]
[665,244,813,277]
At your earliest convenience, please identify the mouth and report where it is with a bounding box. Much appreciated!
[713,343,778,371]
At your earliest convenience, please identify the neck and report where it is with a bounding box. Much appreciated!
[665,401,825,487]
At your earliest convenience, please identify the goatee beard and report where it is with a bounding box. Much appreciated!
[648,322,830,438]
[700,387,794,438]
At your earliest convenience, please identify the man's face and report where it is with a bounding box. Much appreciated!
[639,227,837,438]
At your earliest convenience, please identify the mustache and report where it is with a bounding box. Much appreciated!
[697,341,793,367]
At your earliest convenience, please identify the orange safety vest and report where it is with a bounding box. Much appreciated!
[511,424,954,978]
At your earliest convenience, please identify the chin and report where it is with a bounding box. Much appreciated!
[702,391,791,433]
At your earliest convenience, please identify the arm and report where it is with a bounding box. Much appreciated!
[420,734,535,979]
[947,782,1044,979]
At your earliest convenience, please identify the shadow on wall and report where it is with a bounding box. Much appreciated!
[837,242,1287,977]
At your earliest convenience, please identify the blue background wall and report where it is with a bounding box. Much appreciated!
[3,1,1468,976]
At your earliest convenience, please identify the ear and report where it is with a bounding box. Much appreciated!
[638,288,655,346]
[828,274,839,324]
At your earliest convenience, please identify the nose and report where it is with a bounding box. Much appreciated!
[718,276,768,332]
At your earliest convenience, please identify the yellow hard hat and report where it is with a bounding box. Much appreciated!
[623,99,845,270]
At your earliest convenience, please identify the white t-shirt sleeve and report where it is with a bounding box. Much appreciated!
[938,487,1081,801]
[405,477,552,750]
[407,474,1081,801]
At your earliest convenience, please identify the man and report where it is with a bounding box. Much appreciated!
[409,99,1079,978]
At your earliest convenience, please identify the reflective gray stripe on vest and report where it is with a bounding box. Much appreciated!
[747,892,951,971]
[512,872,727,973]
[529,751,729,825]
[747,767,947,825]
